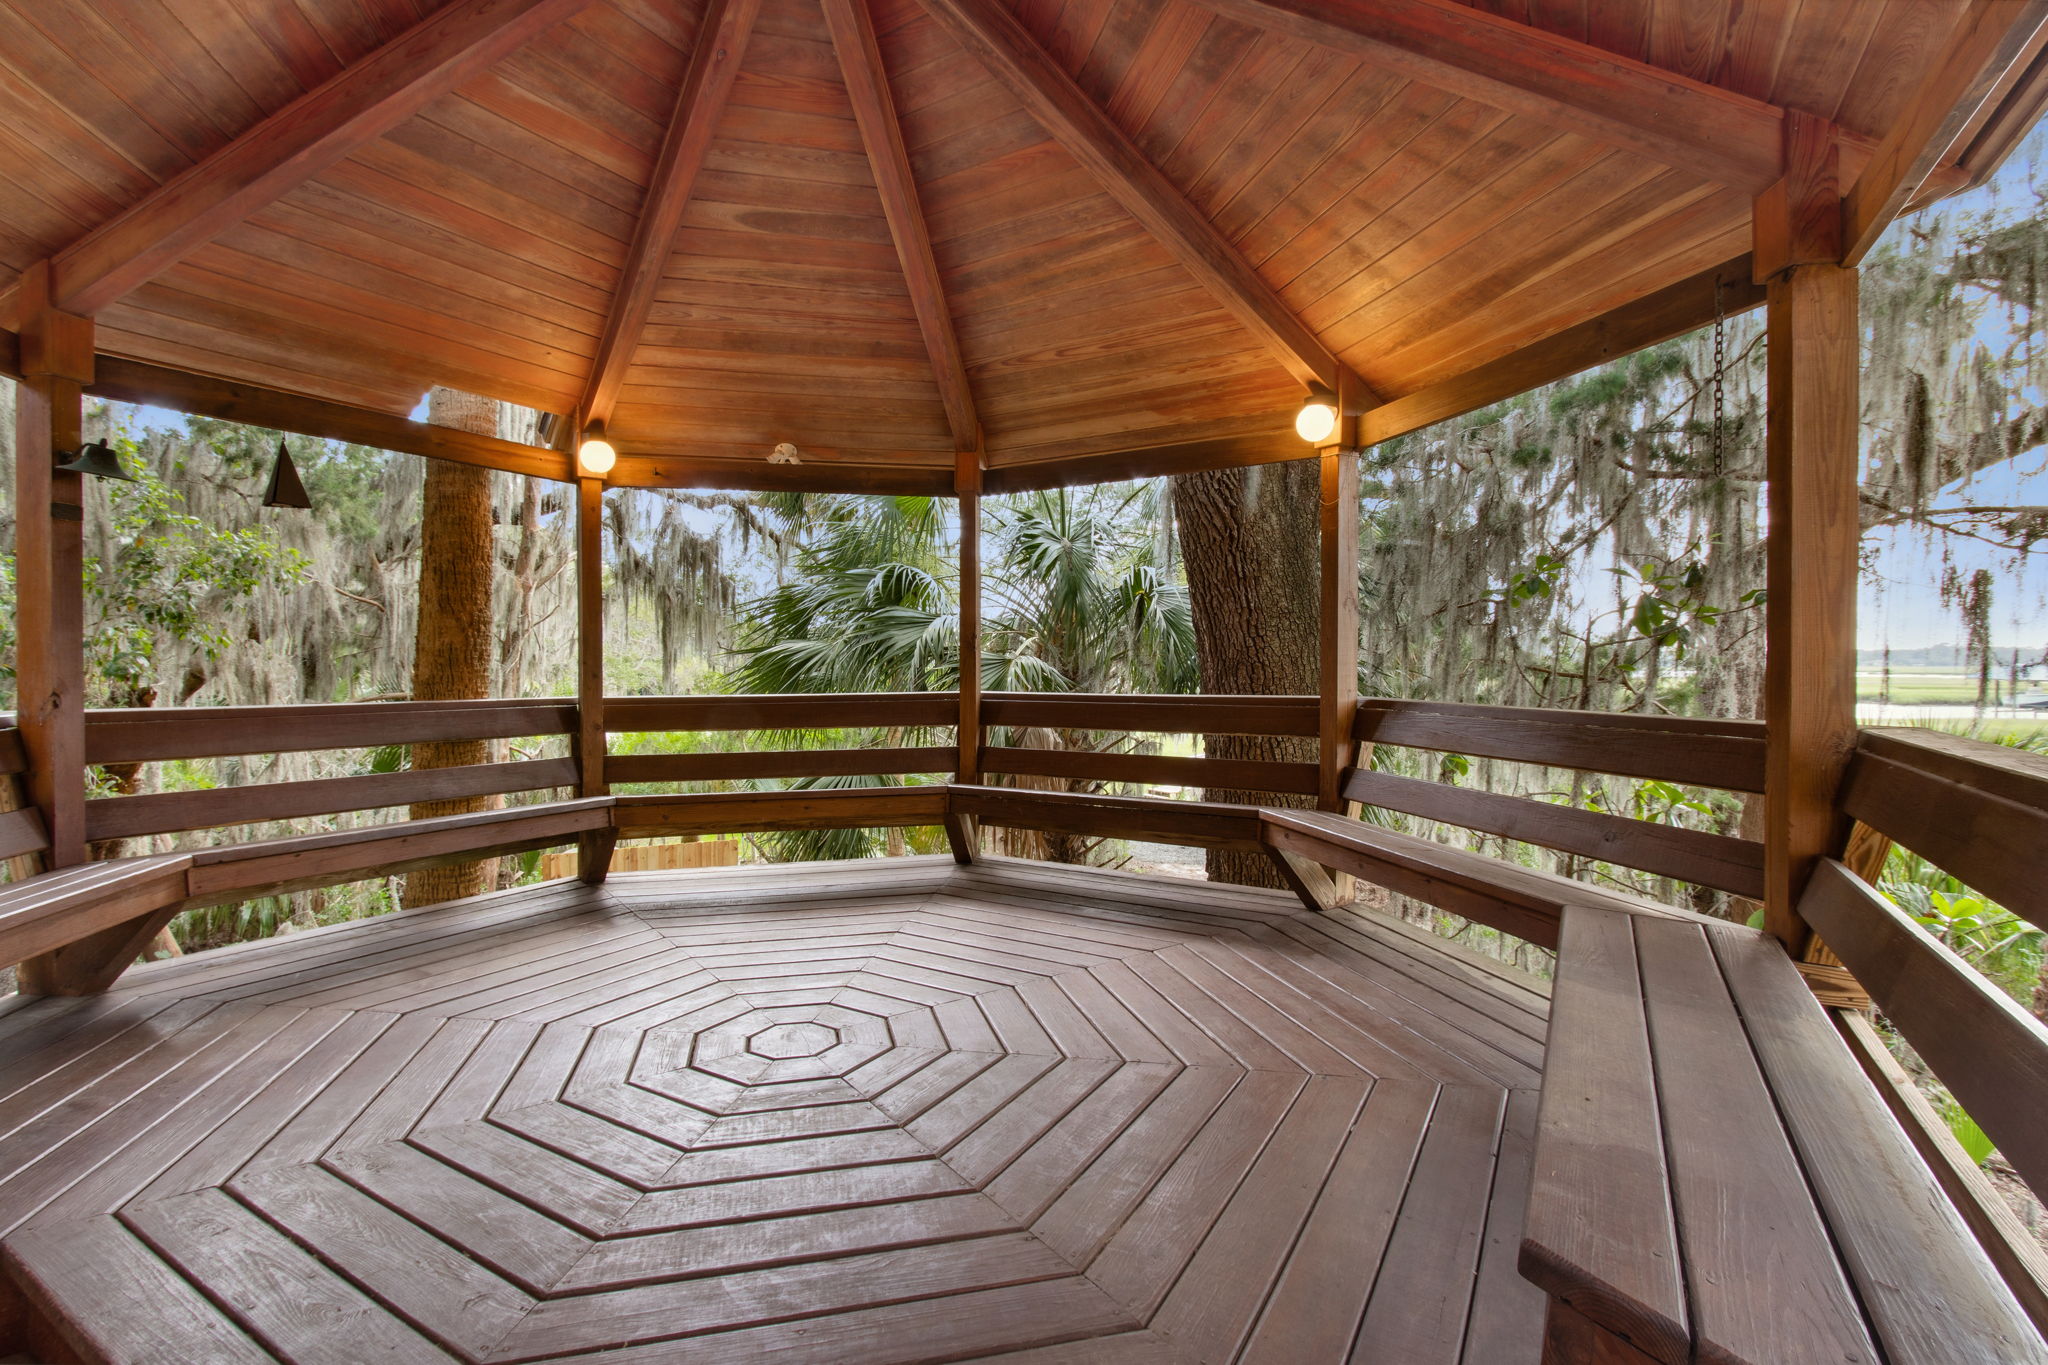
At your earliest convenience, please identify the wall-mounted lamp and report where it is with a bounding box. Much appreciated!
[1294,385,1338,444]
[263,437,312,509]
[577,422,617,477]
[54,439,135,482]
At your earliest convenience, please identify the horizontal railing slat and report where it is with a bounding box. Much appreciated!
[84,758,579,842]
[606,694,956,732]
[980,747,1319,796]
[1799,859,2048,1202]
[1842,730,2048,931]
[615,788,948,836]
[1354,699,1766,792]
[950,785,1264,849]
[1343,767,1765,898]
[980,693,1319,737]
[607,748,956,784]
[85,699,578,764]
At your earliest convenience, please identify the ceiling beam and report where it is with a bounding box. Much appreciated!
[1186,0,1792,193]
[42,0,599,318]
[87,356,575,481]
[916,0,1353,395]
[581,0,763,429]
[821,0,980,453]
[1842,0,2048,266]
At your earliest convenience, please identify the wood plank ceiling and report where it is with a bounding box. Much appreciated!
[0,0,2024,484]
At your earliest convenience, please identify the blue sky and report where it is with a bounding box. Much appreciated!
[1859,123,2048,650]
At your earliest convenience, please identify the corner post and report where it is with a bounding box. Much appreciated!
[574,473,615,883]
[12,261,93,870]
[948,447,984,864]
[1757,113,1858,952]
[1317,374,1363,814]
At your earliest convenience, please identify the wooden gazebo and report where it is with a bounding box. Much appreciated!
[3,1,2048,1361]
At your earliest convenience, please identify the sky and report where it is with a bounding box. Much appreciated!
[1857,122,2048,652]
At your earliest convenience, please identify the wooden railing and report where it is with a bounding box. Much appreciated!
[979,690,1320,797]
[1347,698,1767,899]
[604,693,956,787]
[80,699,579,842]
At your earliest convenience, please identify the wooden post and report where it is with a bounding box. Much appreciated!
[956,449,982,785]
[1317,385,1362,814]
[948,449,983,865]
[1761,262,1860,953]
[574,474,615,883]
[12,262,92,870]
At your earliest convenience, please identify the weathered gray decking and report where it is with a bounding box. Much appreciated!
[0,855,1550,1364]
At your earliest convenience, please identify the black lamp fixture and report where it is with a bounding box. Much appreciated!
[54,439,135,482]
[263,437,312,510]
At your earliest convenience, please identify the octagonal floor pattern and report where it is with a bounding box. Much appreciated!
[0,856,1550,1364]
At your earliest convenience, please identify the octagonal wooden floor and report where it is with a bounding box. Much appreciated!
[0,855,1549,1364]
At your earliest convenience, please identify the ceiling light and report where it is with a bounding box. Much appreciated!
[577,423,617,477]
[1295,386,1338,444]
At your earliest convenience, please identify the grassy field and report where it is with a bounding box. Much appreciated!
[1857,670,2046,706]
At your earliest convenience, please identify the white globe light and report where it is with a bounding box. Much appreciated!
[1295,399,1338,444]
[577,433,617,476]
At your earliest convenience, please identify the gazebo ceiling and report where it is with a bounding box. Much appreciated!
[0,0,2042,490]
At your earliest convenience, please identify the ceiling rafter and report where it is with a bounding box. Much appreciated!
[37,0,600,319]
[821,0,980,455]
[1184,0,1794,193]
[581,0,765,430]
[915,0,1360,398]
[1842,0,2048,265]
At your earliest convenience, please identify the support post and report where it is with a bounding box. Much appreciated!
[1317,400,1361,814]
[574,474,615,884]
[12,262,92,870]
[1761,262,1860,953]
[949,449,983,865]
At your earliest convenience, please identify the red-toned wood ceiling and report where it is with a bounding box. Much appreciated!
[0,0,2030,483]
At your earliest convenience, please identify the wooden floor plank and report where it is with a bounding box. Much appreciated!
[1350,1084,1510,1364]
[1148,1072,1371,1359]
[4,1213,274,1364]
[123,1187,463,1363]
[230,1162,534,1359]
[0,856,1574,1364]
[1238,1077,1440,1363]
[496,1233,1076,1361]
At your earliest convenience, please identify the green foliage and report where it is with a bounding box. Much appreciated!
[0,429,308,699]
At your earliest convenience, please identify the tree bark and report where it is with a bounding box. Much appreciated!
[402,388,499,908]
[1173,460,1321,887]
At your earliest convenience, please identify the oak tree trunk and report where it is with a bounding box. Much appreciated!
[402,388,499,908]
[1173,460,1321,887]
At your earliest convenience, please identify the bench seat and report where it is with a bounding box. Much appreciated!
[0,855,193,992]
[1259,807,1725,948]
[1523,904,2047,1364]
[181,796,614,907]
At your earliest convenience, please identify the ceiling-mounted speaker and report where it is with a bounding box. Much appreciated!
[263,437,312,509]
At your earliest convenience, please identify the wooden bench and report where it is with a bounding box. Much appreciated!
[0,798,615,995]
[179,797,616,908]
[1257,807,1724,947]
[1522,904,2048,1364]
[0,855,194,995]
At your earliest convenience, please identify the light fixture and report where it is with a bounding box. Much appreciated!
[54,439,135,482]
[1294,385,1338,444]
[263,437,312,509]
[577,422,617,476]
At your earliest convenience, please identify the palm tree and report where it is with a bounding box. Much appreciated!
[727,484,1194,863]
